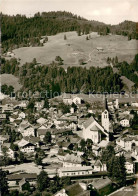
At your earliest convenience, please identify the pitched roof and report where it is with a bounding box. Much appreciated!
[92,177,112,190]
[64,154,82,164]
[94,160,102,166]
[59,166,93,172]
[7,173,37,181]
[83,117,95,129]
[90,124,100,131]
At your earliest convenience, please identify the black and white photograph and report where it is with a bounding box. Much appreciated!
[0,0,138,195]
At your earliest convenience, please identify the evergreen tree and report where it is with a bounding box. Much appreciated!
[64,34,67,40]
[0,169,9,196]
[37,171,49,191]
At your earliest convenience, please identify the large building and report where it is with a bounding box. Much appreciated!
[82,116,109,144]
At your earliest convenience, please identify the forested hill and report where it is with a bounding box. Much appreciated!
[2,11,138,52]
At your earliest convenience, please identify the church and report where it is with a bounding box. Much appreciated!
[82,97,110,144]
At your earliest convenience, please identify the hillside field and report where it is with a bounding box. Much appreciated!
[1,74,22,92]
[13,32,138,68]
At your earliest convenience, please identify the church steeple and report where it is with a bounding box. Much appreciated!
[101,95,109,132]
[104,95,108,111]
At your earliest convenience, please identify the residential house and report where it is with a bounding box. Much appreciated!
[125,158,134,174]
[92,145,101,157]
[120,118,130,127]
[72,96,82,105]
[93,160,107,172]
[0,144,15,159]
[63,94,72,105]
[37,125,48,141]
[21,126,35,137]
[63,154,83,167]
[116,136,138,151]
[35,100,44,111]
[36,117,47,125]
[18,120,31,132]
[16,138,35,153]
[19,112,26,119]
[7,173,37,189]
[131,102,138,107]
[0,113,6,120]
[18,101,29,108]
[2,104,14,113]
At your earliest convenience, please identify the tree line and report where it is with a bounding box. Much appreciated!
[2,11,137,52]
[1,57,123,96]
[116,54,138,89]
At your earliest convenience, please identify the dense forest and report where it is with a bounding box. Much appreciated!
[2,11,138,52]
[1,53,138,96]
[1,57,123,96]
[116,54,138,88]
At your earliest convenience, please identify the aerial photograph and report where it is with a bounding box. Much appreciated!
[0,0,138,195]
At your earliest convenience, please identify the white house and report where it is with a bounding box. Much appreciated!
[16,139,35,153]
[131,102,138,107]
[125,158,134,174]
[22,127,35,137]
[82,117,109,144]
[93,160,107,172]
[120,119,130,127]
[72,97,82,105]
[19,112,26,119]
[36,117,47,125]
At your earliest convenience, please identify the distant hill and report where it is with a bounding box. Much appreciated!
[1,11,138,52]
[110,20,138,39]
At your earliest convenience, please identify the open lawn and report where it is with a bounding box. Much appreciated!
[1,74,22,92]
[13,32,138,68]
[1,162,41,174]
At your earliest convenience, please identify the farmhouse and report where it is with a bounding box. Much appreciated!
[96,47,104,52]
[16,138,35,153]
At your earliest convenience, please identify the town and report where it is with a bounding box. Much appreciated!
[0,91,138,196]
[1,3,138,196]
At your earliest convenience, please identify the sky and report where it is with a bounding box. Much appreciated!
[1,0,138,24]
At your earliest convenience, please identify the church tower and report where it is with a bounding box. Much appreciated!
[101,96,109,132]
